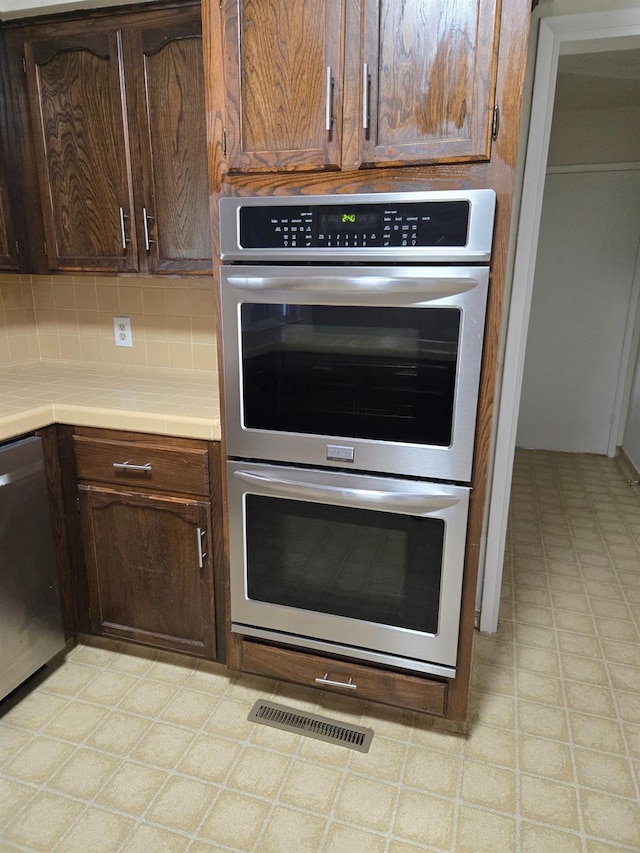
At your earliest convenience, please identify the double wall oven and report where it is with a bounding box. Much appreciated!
[219,190,495,678]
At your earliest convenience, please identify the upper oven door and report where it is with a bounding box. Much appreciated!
[221,265,489,482]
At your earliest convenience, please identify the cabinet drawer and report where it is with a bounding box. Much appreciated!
[240,641,447,717]
[74,435,209,495]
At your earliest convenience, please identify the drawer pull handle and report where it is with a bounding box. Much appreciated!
[325,65,334,132]
[196,526,207,568]
[112,461,152,472]
[315,673,357,690]
[362,62,370,131]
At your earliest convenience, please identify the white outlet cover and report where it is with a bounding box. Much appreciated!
[114,316,133,347]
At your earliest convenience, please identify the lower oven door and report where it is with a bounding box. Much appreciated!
[227,460,470,678]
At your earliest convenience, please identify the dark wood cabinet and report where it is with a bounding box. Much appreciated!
[360,0,500,167]
[21,2,211,274]
[210,0,500,173]
[75,430,218,658]
[0,134,19,271]
[216,0,344,172]
[0,40,20,271]
[241,641,448,716]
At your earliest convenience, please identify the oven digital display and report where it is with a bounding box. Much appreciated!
[320,211,378,230]
[238,200,470,249]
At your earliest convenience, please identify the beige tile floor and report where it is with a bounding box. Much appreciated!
[1,448,639,852]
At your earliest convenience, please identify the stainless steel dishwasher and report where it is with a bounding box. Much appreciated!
[0,435,66,701]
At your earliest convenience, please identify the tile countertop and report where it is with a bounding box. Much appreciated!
[0,362,221,443]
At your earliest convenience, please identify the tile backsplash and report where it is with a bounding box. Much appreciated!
[0,274,217,373]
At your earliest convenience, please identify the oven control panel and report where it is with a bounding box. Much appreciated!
[239,200,470,250]
[220,190,496,263]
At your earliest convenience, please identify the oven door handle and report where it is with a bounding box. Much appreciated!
[233,470,461,514]
[225,274,479,298]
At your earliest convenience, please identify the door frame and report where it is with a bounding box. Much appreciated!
[479,6,640,634]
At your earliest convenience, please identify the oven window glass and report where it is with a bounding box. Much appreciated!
[241,304,460,446]
[246,495,444,634]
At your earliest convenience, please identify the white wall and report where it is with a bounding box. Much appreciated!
[516,167,640,453]
[516,52,640,456]
[549,106,640,165]
[542,0,640,12]
[624,349,640,470]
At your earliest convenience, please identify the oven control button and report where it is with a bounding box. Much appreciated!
[326,444,355,463]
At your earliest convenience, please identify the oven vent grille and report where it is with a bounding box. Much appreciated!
[247,700,373,753]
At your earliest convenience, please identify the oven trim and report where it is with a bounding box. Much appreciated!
[231,624,456,679]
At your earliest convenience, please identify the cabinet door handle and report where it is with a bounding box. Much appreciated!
[196,526,207,568]
[112,461,152,472]
[362,63,370,131]
[325,66,333,132]
[119,207,130,250]
[315,673,357,690]
[142,207,154,252]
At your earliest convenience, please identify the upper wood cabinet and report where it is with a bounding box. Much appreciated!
[0,134,19,271]
[0,44,20,270]
[212,0,501,173]
[22,3,212,274]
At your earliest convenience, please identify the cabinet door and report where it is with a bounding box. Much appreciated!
[24,32,139,272]
[220,0,344,172]
[360,0,500,166]
[0,51,20,271]
[0,135,19,270]
[80,486,216,658]
[124,19,212,274]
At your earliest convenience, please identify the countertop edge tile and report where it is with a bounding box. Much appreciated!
[0,363,221,444]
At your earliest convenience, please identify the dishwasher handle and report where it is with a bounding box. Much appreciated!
[0,459,44,487]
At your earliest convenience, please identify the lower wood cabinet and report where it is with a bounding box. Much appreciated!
[239,640,448,717]
[75,428,219,658]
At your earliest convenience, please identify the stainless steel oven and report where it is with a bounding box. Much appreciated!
[219,190,495,677]
[227,460,470,677]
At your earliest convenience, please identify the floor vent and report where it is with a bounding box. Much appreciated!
[248,700,374,753]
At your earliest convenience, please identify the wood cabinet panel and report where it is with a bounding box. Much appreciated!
[219,0,344,171]
[74,434,210,496]
[19,2,211,275]
[0,38,19,270]
[0,138,19,270]
[125,19,212,273]
[25,32,138,272]
[80,485,215,657]
[361,0,499,166]
[211,0,500,174]
[241,641,447,716]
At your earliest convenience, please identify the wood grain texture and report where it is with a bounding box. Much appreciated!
[129,16,212,273]
[217,0,344,171]
[0,140,18,269]
[362,0,500,165]
[0,31,20,270]
[74,427,219,659]
[16,1,210,275]
[80,485,216,657]
[211,0,499,175]
[73,434,210,497]
[241,641,448,716]
[36,425,76,640]
[26,32,138,271]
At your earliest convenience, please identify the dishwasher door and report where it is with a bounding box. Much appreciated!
[0,435,66,700]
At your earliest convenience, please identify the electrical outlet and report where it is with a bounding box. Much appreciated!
[114,316,133,347]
